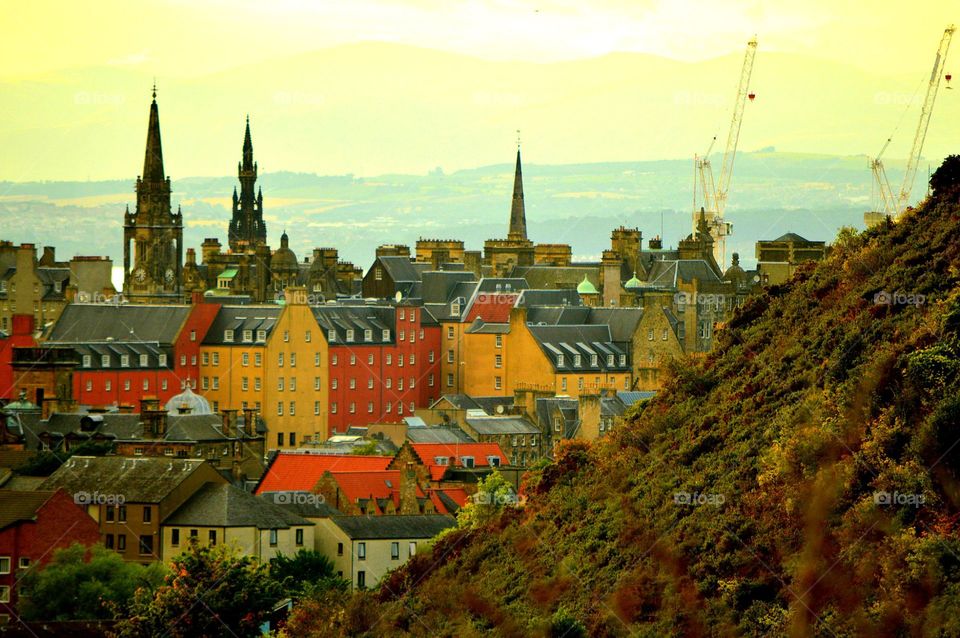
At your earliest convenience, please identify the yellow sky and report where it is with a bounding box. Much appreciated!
[3,0,955,78]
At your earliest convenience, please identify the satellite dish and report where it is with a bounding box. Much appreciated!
[394,291,402,303]
[496,405,505,414]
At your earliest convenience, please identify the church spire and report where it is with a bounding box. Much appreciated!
[242,114,253,171]
[507,144,527,241]
[142,84,165,184]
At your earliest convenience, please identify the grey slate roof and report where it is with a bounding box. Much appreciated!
[330,514,455,540]
[405,426,475,443]
[420,271,477,304]
[773,232,811,243]
[526,324,629,372]
[47,304,191,344]
[465,416,539,435]
[510,265,598,290]
[0,490,56,530]
[203,306,282,346]
[39,456,216,503]
[644,260,723,288]
[165,483,312,528]
[516,289,582,307]
[617,391,657,407]
[378,256,430,283]
[313,305,395,344]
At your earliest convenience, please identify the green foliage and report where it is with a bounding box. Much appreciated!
[930,154,960,200]
[350,440,381,455]
[549,606,587,637]
[269,549,347,599]
[446,469,519,533]
[115,542,281,638]
[18,543,166,621]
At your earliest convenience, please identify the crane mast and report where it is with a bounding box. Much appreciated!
[896,25,954,215]
[694,38,757,269]
[865,25,954,227]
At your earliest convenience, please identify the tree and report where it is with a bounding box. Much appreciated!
[930,154,960,199]
[448,469,521,531]
[115,542,281,638]
[269,549,347,599]
[18,543,166,621]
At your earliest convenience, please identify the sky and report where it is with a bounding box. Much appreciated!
[3,0,954,78]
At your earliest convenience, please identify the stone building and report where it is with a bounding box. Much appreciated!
[123,88,184,304]
[755,232,827,286]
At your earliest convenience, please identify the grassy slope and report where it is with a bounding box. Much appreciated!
[325,188,960,637]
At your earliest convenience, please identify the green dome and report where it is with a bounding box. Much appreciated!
[576,275,599,295]
[624,272,642,290]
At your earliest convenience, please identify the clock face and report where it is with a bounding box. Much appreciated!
[164,268,175,283]
[133,267,147,283]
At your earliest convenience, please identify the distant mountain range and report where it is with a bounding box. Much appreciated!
[0,151,922,274]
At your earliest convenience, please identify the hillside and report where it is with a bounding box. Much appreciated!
[297,158,960,637]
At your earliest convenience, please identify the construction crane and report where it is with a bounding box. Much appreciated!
[693,37,758,269]
[865,24,954,227]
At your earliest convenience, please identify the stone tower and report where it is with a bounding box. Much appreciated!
[507,148,527,241]
[123,87,183,303]
[228,117,267,252]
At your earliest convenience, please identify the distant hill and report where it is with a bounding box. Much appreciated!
[0,151,906,273]
[314,160,960,635]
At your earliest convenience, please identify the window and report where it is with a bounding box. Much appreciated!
[268,528,279,546]
[121,354,130,368]
[368,402,374,413]
[106,380,112,392]
[277,402,283,416]
[607,354,615,366]
[487,455,501,467]
[142,379,149,391]
[358,542,366,560]
[315,352,321,367]
[429,351,435,363]
[242,377,249,391]
[85,380,92,392]
[337,542,344,556]
[367,378,374,389]
[82,354,91,367]
[386,354,392,365]
[18,557,30,569]
[434,456,449,466]
[254,352,262,366]
[190,529,199,538]
[102,354,110,367]
[357,571,366,588]
[213,352,220,366]
[461,456,475,468]
[561,377,567,391]
[410,378,416,389]
[117,534,127,551]
[331,378,338,390]
[368,354,374,365]
[243,329,253,342]
[0,586,9,604]
[578,377,584,390]
[346,329,354,342]
[446,373,454,387]
[349,378,356,390]
[399,330,405,341]
[242,352,249,366]
[224,329,234,342]
[382,329,390,340]
[139,353,148,367]
[171,529,180,546]
[314,376,321,390]
[619,354,627,366]
[332,354,338,365]
[447,326,454,339]
[209,530,217,546]
[296,529,304,546]
[278,352,284,367]
[138,535,154,555]
[0,558,9,574]
[159,354,167,367]
[278,377,285,391]
[398,378,404,391]
[409,542,417,557]
[212,377,219,390]
[314,401,321,415]
[409,354,415,365]
[332,403,338,414]
[257,329,267,342]
[350,354,356,366]
[429,374,435,387]
[447,350,454,363]
[349,402,356,414]
[290,353,296,367]
[495,376,502,390]
[399,309,405,320]
[289,401,295,416]
[290,377,296,391]
[391,542,400,560]
[662,328,670,341]
[106,506,115,522]
[364,329,372,342]
[124,379,131,391]
[134,447,144,456]
[573,354,581,367]
[283,330,289,342]
[118,506,127,522]
[202,352,210,365]
[495,354,502,368]
[328,329,337,342]
[277,432,283,446]
[143,506,152,523]
[648,329,655,341]
[105,535,114,549]
[386,402,392,413]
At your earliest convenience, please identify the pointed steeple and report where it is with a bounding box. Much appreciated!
[142,84,165,184]
[242,115,253,170]
[507,146,527,241]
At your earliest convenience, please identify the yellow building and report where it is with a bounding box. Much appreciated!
[317,515,454,589]
[161,483,314,562]
[199,287,328,450]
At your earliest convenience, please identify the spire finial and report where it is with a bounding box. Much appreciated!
[152,79,156,100]
[516,129,521,149]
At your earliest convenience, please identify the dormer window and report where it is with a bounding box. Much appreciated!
[364,329,372,342]
[557,354,564,367]
[139,354,148,367]
[399,309,405,320]
[607,354,614,366]
[619,354,627,366]
[256,329,266,342]
[242,329,253,342]
[82,355,91,368]
[328,329,336,342]
[460,456,475,468]
[382,329,390,341]
[120,354,130,368]
[159,353,167,366]
[346,329,354,342]
[590,354,598,366]
[224,330,234,343]
[573,354,581,367]
[434,456,449,466]
[487,455,501,467]
[101,354,110,367]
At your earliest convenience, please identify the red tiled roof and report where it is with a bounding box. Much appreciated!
[255,454,393,494]
[441,488,470,508]
[332,470,425,502]
[464,294,518,324]
[410,443,508,469]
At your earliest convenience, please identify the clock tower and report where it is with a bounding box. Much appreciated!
[123,86,183,303]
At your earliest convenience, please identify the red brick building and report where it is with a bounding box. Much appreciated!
[0,489,101,618]
[0,316,37,402]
